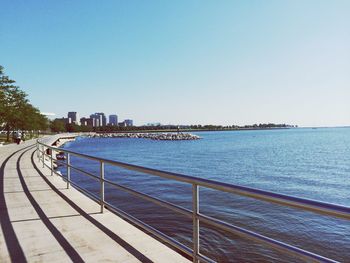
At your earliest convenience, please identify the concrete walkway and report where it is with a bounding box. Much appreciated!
[0,140,190,262]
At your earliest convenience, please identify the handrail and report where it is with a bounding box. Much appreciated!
[36,137,349,262]
[103,178,193,218]
[39,140,350,220]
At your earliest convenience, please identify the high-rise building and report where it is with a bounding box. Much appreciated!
[124,119,133,127]
[90,114,98,127]
[68,112,80,125]
[80,117,93,127]
[97,113,106,126]
[90,113,106,127]
[109,115,118,126]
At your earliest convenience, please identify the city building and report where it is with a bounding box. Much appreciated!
[80,117,93,127]
[146,122,161,126]
[68,112,80,125]
[90,113,106,127]
[109,115,118,126]
[124,119,133,127]
[90,114,99,127]
[57,112,134,128]
[96,113,107,126]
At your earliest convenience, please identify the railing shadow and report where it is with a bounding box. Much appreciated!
[0,145,33,263]
[30,148,154,263]
[17,147,85,262]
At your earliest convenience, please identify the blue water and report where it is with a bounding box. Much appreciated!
[62,128,350,262]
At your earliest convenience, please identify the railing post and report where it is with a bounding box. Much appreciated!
[192,184,199,263]
[36,143,39,160]
[67,153,70,189]
[100,161,105,213]
[50,149,53,176]
[42,145,45,168]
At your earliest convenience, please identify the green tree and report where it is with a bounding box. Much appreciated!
[65,123,81,133]
[0,66,48,141]
[22,103,49,131]
[50,119,66,133]
[0,65,17,125]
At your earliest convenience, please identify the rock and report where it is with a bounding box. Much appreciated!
[84,132,201,141]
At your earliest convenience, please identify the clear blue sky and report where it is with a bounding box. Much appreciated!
[1,0,349,126]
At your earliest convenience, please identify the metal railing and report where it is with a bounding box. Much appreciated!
[36,137,350,263]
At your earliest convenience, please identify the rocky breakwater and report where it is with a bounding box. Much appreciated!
[87,132,201,141]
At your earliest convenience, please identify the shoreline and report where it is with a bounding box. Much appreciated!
[41,133,79,149]
[87,132,200,141]
[53,136,77,147]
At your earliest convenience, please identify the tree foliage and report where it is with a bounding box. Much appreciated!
[50,119,66,133]
[0,66,48,141]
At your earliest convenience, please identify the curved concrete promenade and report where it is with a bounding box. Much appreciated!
[0,139,189,262]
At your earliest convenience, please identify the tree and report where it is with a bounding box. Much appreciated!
[0,65,17,124]
[0,66,48,141]
[21,103,48,131]
[50,119,66,133]
[65,123,81,133]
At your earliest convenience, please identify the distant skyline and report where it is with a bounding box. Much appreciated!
[1,1,349,127]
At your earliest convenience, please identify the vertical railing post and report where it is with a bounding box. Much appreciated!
[36,143,39,160]
[42,145,45,168]
[192,184,199,263]
[67,153,70,189]
[100,161,105,213]
[50,148,53,176]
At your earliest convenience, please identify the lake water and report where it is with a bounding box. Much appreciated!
[61,128,350,262]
